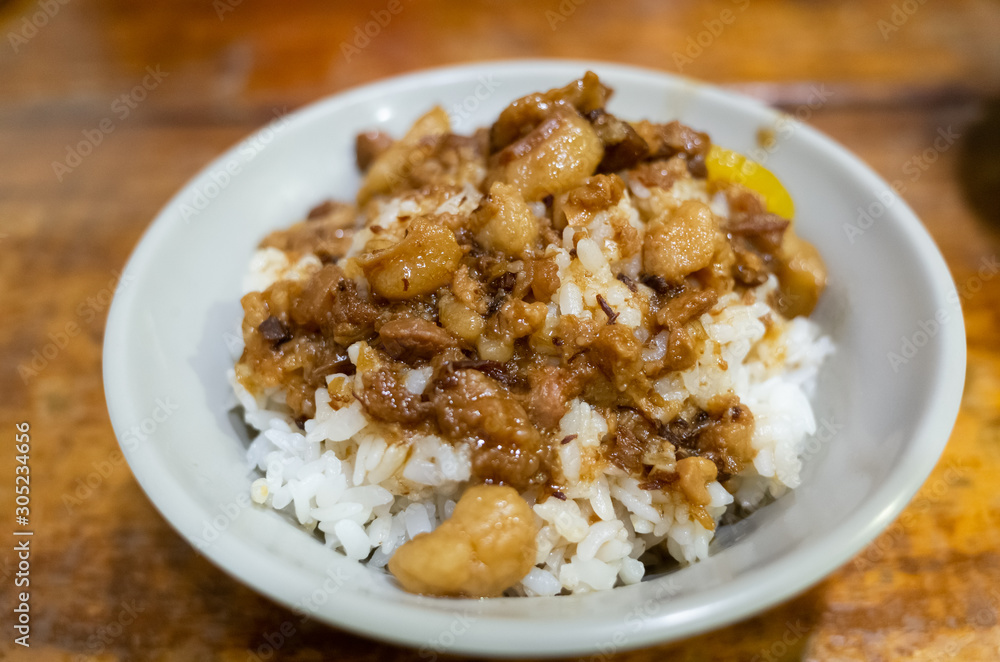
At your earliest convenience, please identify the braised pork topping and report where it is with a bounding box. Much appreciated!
[237,72,827,501]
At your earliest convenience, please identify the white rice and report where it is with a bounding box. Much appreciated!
[232,184,834,595]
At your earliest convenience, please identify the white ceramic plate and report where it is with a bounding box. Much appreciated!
[103,60,965,657]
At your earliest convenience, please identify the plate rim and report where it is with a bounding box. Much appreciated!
[103,58,967,657]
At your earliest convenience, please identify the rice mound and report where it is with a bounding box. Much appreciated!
[230,177,832,596]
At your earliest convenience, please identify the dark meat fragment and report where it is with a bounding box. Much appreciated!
[495,299,548,343]
[307,200,336,220]
[357,367,433,426]
[431,368,545,490]
[491,270,518,292]
[638,120,711,160]
[527,258,561,302]
[655,289,718,329]
[606,408,673,476]
[615,272,638,292]
[632,120,711,177]
[727,212,790,255]
[596,294,618,324]
[258,316,291,347]
[697,398,755,476]
[445,359,509,384]
[608,422,645,474]
[486,271,518,316]
[237,282,359,420]
[526,364,573,430]
[665,398,755,478]
[589,325,649,399]
[725,185,767,216]
[638,473,679,491]
[663,411,714,450]
[378,317,459,361]
[551,315,601,358]
[723,202,790,288]
[640,274,684,297]
[356,130,393,172]
[407,132,490,189]
[687,156,708,179]
[732,242,769,287]
[587,109,649,173]
[554,174,626,229]
[663,327,699,373]
[564,355,618,409]
[489,71,612,153]
[312,356,356,377]
[628,157,689,191]
[650,289,717,374]
[290,264,380,345]
[261,202,357,262]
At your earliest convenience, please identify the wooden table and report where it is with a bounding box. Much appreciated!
[2,0,999,659]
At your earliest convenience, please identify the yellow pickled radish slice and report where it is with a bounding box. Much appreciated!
[706,145,795,221]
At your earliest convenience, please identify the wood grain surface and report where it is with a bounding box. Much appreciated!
[1,0,999,660]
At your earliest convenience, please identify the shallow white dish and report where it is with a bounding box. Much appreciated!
[103,60,965,657]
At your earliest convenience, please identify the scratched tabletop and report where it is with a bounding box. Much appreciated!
[2,0,1000,659]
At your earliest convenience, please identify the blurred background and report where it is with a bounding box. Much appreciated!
[1,0,999,659]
